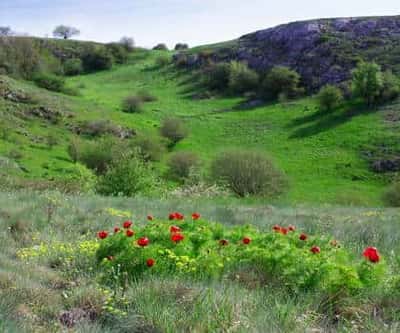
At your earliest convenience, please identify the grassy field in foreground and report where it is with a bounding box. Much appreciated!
[1,49,400,205]
[0,191,399,332]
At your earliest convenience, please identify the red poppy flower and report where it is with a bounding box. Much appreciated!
[123,220,133,229]
[106,255,114,261]
[273,225,281,232]
[126,229,134,237]
[219,239,229,246]
[114,227,120,233]
[171,233,184,243]
[299,233,307,241]
[146,258,155,267]
[311,246,321,254]
[175,212,184,220]
[363,247,380,263]
[170,225,181,233]
[192,213,201,220]
[169,213,176,220]
[147,215,154,221]
[97,230,108,239]
[288,225,296,232]
[242,237,251,245]
[280,227,288,235]
[137,237,149,247]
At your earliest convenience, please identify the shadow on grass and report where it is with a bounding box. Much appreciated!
[288,102,376,139]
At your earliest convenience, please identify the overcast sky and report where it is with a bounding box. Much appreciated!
[1,0,399,48]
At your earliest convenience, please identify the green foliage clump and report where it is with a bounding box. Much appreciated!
[383,182,400,207]
[63,58,83,76]
[262,66,302,100]
[203,62,231,91]
[317,84,343,112]
[81,47,113,72]
[60,163,97,193]
[155,54,170,67]
[106,43,128,64]
[32,73,65,92]
[379,70,400,103]
[160,117,188,147]
[168,151,199,181]
[228,61,259,94]
[97,152,157,197]
[153,43,168,51]
[211,150,286,197]
[352,61,383,107]
[122,95,144,113]
[130,134,166,162]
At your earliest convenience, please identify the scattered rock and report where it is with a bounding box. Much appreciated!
[27,106,62,123]
[71,119,135,139]
[372,158,400,173]
[0,78,33,103]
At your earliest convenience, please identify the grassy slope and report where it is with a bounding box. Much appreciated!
[0,191,399,332]
[1,48,398,205]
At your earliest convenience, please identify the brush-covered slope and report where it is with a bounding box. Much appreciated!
[188,16,400,90]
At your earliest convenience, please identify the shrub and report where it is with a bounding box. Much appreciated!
[155,55,170,67]
[160,117,188,146]
[63,58,83,76]
[32,73,65,92]
[97,152,156,197]
[228,61,259,94]
[106,43,128,64]
[81,48,113,72]
[153,43,168,51]
[122,95,144,113]
[119,36,135,51]
[175,43,189,50]
[130,134,166,162]
[69,137,120,175]
[317,84,343,112]
[383,182,400,207]
[60,163,97,193]
[211,150,286,197]
[203,62,231,91]
[75,120,131,138]
[262,66,302,100]
[352,61,383,107]
[168,151,199,181]
[378,70,400,103]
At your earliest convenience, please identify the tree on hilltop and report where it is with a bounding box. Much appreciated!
[53,25,80,39]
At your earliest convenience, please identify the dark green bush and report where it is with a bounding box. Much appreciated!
[131,134,166,162]
[175,43,189,50]
[122,95,144,113]
[383,182,400,207]
[317,84,343,112]
[63,58,83,76]
[203,62,231,91]
[351,61,383,107]
[211,150,286,197]
[160,117,188,147]
[168,151,199,181]
[119,36,135,51]
[97,152,157,197]
[106,43,128,64]
[153,43,168,51]
[81,48,113,72]
[75,120,128,138]
[262,66,302,100]
[155,55,170,67]
[228,61,259,94]
[378,70,400,103]
[33,73,65,92]
[68,137,120,175]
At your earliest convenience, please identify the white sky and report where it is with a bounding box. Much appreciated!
[1,0,399,48]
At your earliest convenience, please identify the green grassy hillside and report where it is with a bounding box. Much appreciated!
[1,48,398,205]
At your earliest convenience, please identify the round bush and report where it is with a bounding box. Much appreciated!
[81,48,113,72]
[262,66,302,100]
[63,58,83,76]
[122,95,144,113]
[317,84,343,112]
[33,73,65,92]
[97,153,157,197]
[211,150,286,197]
[168,151,199,181]
[228,61,259,94]
[203,62,231,91]
[160,118,188,146]
[131,134,166,162]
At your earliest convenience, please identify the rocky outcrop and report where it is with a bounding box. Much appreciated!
[186,16,400,90]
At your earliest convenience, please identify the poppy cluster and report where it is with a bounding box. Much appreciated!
[273,224,295,235]
[169,212,184,220]
[363,247,380,263]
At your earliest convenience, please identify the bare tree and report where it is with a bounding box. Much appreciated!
[119,36,135,51]
[53,25,80,39]
[0,26,12,36]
